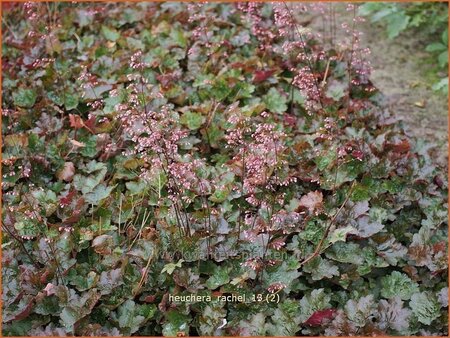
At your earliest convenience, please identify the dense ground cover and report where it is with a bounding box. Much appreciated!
[2,2,448,336]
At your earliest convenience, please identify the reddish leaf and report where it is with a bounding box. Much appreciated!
[157,72,179,89]
[351,150,364,161]
[39,269,51,284]
[158,293,169,312]
[62,209,82,225]
[59,190,76,207]
[434,175,444,188]
[221,40,232,48]
[253,69,275,83]
[11,298,35,321]
[84,115,97,133]
[143,295,156,303]
[2,2,17,12]
[305,308,337,326]
[69,114,84,129]
[231,62,245,69]
[283,113,297,127]
[433,241,446,253]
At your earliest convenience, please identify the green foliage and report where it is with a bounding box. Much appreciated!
[162,259,184,275]
[265,300,301,336]
[380,271,419,300]
[205,265,230,290]
[115,300,156,334]
[180,111,205,130]
[410,292,442,325]
[13,88,37,108]
[263,87,288,114]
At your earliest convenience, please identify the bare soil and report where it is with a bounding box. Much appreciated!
[359,21,448,146]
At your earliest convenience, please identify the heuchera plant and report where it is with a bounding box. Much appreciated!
[1,2,448,336]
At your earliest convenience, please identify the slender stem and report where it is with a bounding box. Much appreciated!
[283,2,324,110]
[1,222,40,268]
[21,193,65,284]
[346,6,357,112]
[238,147,246,241]
[300,181,356,266]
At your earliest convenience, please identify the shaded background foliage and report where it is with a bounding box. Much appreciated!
[358,1,448,94]
[1,2,448,336]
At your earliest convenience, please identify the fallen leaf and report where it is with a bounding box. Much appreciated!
[92,235,113,255]
[5,133,28,148]
[70,139,86,148]
[57,162,75,182]
[69,114,84,129]
[413,100,426,108]
[44,283,56,296]
[299,191,323,214]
